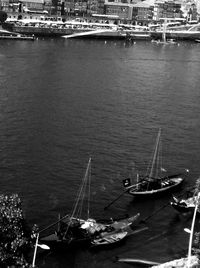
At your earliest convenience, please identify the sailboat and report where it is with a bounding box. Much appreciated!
[123,129,185,197]
[40,158,140,250]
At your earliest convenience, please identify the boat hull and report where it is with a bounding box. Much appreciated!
[170,194,198,214]
[151,31,200,41]
[2,22,150,39]
[170,201,195,214]
[2,23,73,37]
[128,176,184,197]
[40,213,140,251]
[91,231,127,248]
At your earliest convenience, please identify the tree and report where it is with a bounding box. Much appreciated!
[0,194,32,267]
[0,11,7,23]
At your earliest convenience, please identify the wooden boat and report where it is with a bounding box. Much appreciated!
[170,194,197,214]
[39,158,140,250]
[123,129,185,197]
[171,179,200,214]
[91,231,127,247]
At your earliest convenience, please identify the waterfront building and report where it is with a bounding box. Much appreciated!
[132,1,154,25]
[1,0,199,24]
[104,0,139,22]
[181,0,198,22]
[153,0,182,21]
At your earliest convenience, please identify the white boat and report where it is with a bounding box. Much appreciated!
[151,23,200,41]
[123,129,185,197]
[3,18,151,39]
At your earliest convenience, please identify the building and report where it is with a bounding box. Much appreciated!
[132,1,153,25]
[104,0,139,22]
[153,0,182,21]
[181,0,198,22]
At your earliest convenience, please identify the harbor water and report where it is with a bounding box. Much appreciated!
[0,39,200,267]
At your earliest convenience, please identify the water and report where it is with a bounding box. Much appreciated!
[0,39,200,267]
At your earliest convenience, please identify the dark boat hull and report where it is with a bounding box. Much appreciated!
[40,213,140,251]
[128,175,184,197]
[170,201,195,214]
[2,23,73,37]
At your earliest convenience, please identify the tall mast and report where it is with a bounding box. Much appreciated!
[149,128,161,178]
[162,18,167,43]
[87,157,91,219]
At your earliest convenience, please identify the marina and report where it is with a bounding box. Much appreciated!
[0,37,200,267]
[151,24,200,41]
[2,18,151,39]
[2,16,200,41]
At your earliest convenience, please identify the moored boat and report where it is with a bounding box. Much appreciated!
[171,179,200,214]
[0,28,35,40]
[2,18,151,39]
[150,23,200,41]
[123,129,185,197]
[171,195,197,214]
[2,19,73,37]
[91,231,127,247]
[39,158,141,250]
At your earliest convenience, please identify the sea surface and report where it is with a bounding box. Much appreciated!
[0,38,200,267]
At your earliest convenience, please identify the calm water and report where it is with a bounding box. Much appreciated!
[1,39,200,267]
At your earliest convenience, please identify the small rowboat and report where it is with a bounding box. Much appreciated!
[170,195,197,214]
[91,231,127,246]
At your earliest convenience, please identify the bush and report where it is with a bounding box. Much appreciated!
[0,194,32,267]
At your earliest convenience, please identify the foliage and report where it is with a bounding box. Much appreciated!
[0,11,7,23]
[0,194,32,267]
[194,178,200,195]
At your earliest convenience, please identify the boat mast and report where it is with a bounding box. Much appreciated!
[70,157,91,220]
[149,128,161,179]
[162,18,167,43]
[87,157,91,219]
